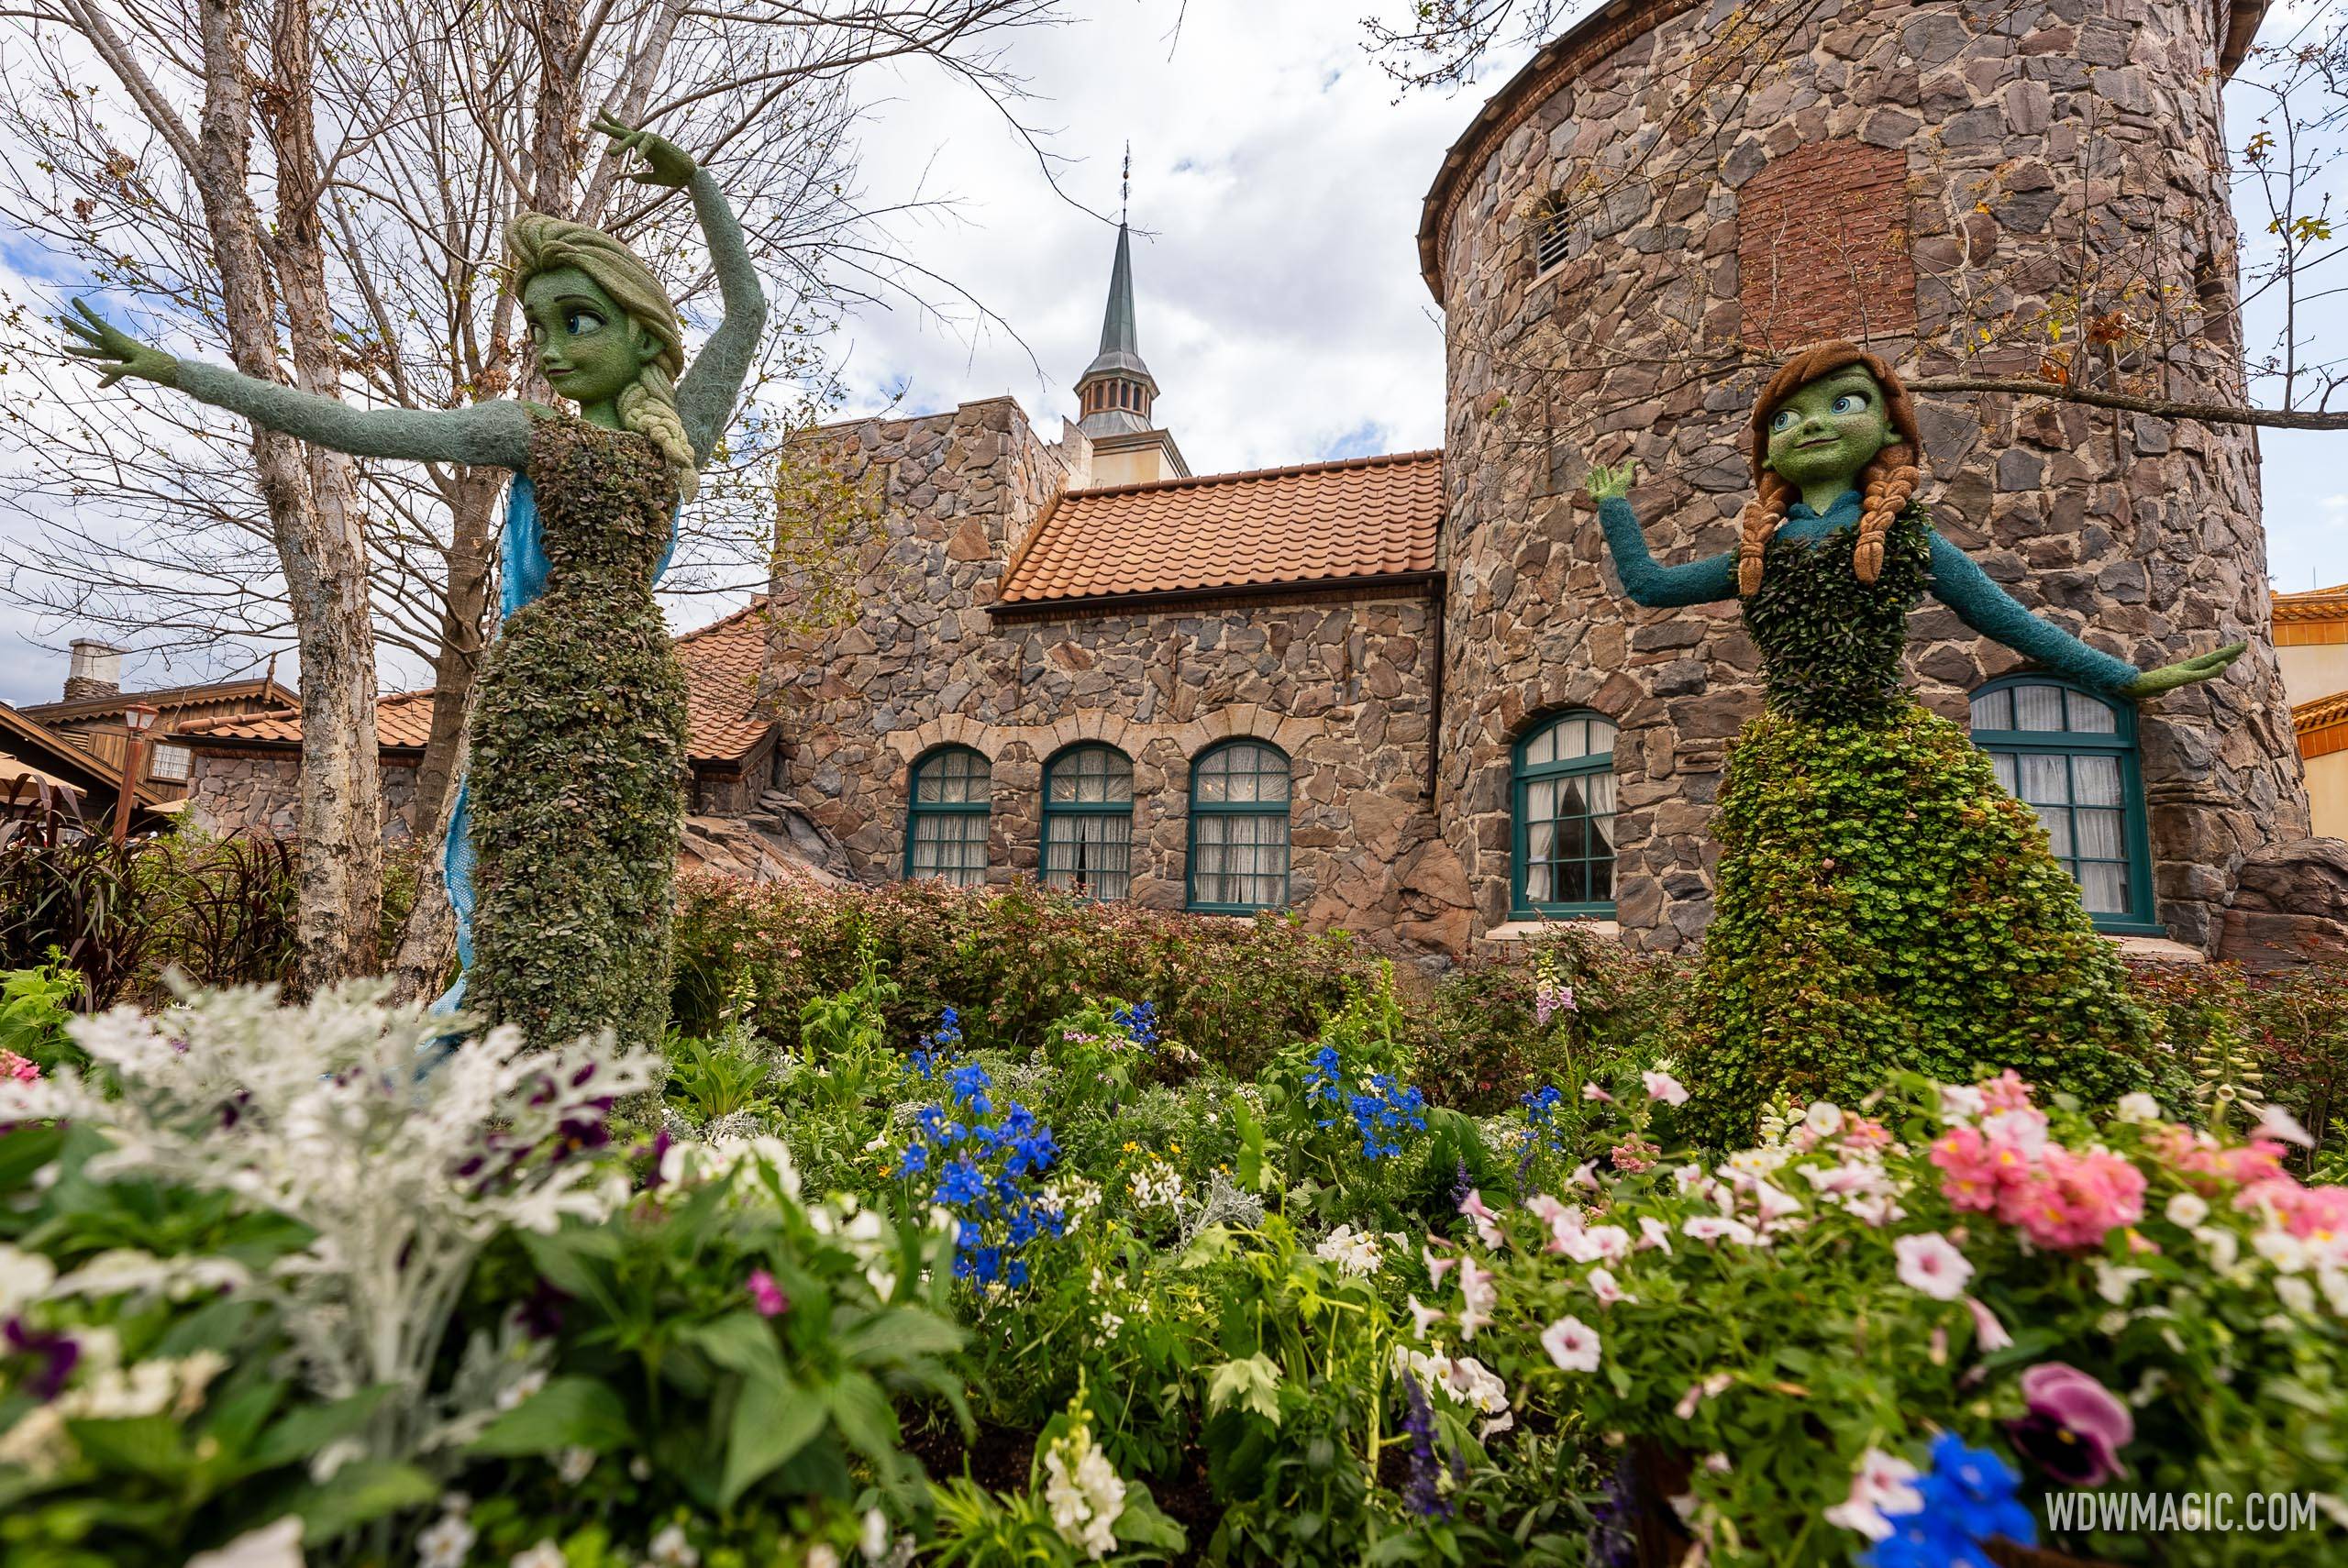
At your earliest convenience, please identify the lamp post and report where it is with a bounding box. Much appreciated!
[113,701,158,846]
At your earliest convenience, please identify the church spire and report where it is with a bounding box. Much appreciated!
[1076,144,1160,440]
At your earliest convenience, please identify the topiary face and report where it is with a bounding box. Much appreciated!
[521,265,661,413]
[1761,365,1894,498]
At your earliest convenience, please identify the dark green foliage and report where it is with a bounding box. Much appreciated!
[670,875,1377,1078]
[469,414,689,1050]
[1743,507,1932,722]
[1682,700,2155,1145]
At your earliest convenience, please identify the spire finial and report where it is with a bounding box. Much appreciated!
[1120,141,1130,226]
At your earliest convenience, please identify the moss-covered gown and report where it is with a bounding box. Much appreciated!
[465,413,690,1051]
[1660,504,2154,1143]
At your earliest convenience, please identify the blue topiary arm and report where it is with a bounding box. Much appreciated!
[1597,495,1738,607]
[1926,530,2140,696]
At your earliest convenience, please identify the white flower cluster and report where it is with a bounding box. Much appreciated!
[1039,1176,1103,1236]
[1042,1420,1128,1560]
[1393,1344,1509,1417]
[1127,1158,1183,1213]
[1312,1223,1386,1278]
[0,1329,227,1477]
[659,1133,802,1198]
[0,981,661,1463]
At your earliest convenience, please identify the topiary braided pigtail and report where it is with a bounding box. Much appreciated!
[1736,469,1798,596]
[1851,444,1921,584]
[617,364,698,502]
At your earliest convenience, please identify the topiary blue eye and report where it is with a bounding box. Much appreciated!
[1831,392,1867,414]
[566,309,604,336]
[1769,409,1799,433]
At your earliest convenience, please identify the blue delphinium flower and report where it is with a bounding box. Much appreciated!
[1862,1435,2036,1568]
[1302,1045,1345,1127]
[895,1054,1064,1290]
[1347,1073,1428,1159]
[1113,999,1159,1047]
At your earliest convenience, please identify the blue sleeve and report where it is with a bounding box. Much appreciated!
[1597,495,1739,608]
[1926,530,2139,696]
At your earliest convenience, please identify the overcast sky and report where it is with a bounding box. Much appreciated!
[2,0,2342,705]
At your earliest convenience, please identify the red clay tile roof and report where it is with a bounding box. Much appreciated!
[2274,585,2348,624]
[996,450,1443,607]
[2297,692,2348,761]
[186,601,774,766]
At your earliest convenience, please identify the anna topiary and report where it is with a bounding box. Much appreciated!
[1587,342,2239,1145]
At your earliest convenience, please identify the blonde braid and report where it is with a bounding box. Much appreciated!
[617,364,698,502]
[1852,443,1921,585]
[1736,469,1797,596]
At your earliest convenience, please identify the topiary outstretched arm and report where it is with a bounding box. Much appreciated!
[1924,531,2242,700]
[610,114,769,466]
[1587,459,1738,608]
[61,298,532,469]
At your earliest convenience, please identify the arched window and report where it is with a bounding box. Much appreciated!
[1043,744,1135,900]
[904,745,991,888]
[1969,676,2158,933]
[1512,712,1619,917]
[1186,739,1290,912]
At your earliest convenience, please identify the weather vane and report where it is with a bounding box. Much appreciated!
[1121,142,1131,225]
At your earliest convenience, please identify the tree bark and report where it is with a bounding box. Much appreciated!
[192,0,386,991]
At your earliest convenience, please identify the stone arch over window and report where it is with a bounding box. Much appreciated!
[1042,742,1135,900]
[1185,738,1291,913]
[904,745,991,887]
[1969,676,2159,933]
[1511,710,1619,918]
[1735,139,1917,348]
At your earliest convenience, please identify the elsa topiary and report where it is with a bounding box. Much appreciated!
[1588,343,2243,1143]
[63,118,767,1049]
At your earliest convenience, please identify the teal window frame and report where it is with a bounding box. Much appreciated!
[903,745,991,888]
[1041,743,1135,901]
[1969,674,2162,936]
[1510,710,1620,920]
[1184,738,1291,914]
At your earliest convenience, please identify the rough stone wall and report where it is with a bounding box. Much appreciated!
[186,750,420,843]
[761,399,1467,952]
[1431,0,2308,953]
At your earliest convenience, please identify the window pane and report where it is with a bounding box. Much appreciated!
[2036,805,2073,859]
[1991,752,2016,794]
[1586,769,1617,816]
[1524,725,1556,767]
[2013,683,2065,731]
[1970,689,2012,731]
[2076,807,2124,862]
[916,748,990,804]
[1046,811,1132,901]
[2073,755,2121,808]
[2018,753,2070,806]
[1587,718,1617,756]
[2066,690,2118,734]
[1192,810,1288,910]
[2078,860,2129,915]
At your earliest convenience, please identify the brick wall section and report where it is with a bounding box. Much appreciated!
[1735,139,1917,347]
[759,399,1472,953]
[1431,0,2308,953]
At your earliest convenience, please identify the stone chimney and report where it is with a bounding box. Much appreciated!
[63,638,124,702]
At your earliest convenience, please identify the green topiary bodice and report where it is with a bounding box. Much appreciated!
[1741,509,1932,723]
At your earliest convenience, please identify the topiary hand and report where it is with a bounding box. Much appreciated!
[60,298,178,389]
[596,114,695,189]
[1586,458,1637,502]
[2122,640,2246,699]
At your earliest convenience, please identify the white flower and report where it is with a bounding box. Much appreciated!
[1893,1232,1973,1300]
[1936,1083,1986,1123]
[2113,1092,2164,1124]
[806,1547,841,1568]
[1683,1215,1757,1246]
[1802,1101,1844,1138]
[498,1367,550,1412]
[1672,1372,1733,1420]
[2319,1267,2348,1318]
[1540,1313,1601,1372]
[2094,1262,2153,1304]
[1824,1448,1923,1541]
[0,1405,70,1478]
[1587,1266,1635,1306]
[2256,1102,2316,1148]
[554,1444,595,1485]
[859,1507,892,1563]
[2277,1275,2318,1315]
[1314,1224,1384,1277]
[1637,1216,1673,1253]
[510,1542,567,1568]
[1043,1422,1126,1560]
[0,1243,57,1315]
[1642,1071,1689,1106]
[1456,1189,1506,1250]
[1097,1309,1125,1339]
[1456,1256,1497,1339]
[1128,1159,1184,1212]
[2256,1229,2310,1275]
[1439,1353,1510,1414]
[1406,1295,1445,1340]
[647,1522,699,1567]
[417,1512,477,1568]
[2165,1191,2210,1228]
[1747,1182,1804,1223]
[2197,1225,2242,1270]
[183,1517,307,1568]
[1560,1223,1631,1264]
[1845,1191,1906,1229]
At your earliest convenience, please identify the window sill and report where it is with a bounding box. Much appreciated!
[2106,933,2203,964]
[1483,917,1621,944]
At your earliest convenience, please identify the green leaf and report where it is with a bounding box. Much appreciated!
[64,1415,188,1479]
[1113,1486,1189,1553]
[717,1371,826,1508]
[253,1386,392,1470]
[682,1310,789,1384]
[1204,1354,1282,1426]
[291,1460,437,1543]
[469,1376,632,1457]
[825,1371,899,1465]
[836,1307,962,1365]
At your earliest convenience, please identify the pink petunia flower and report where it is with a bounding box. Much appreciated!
[1642,1071,1689,1107]
[1457,1188,1507,1250]
[748,1268,789,1318]
[1893,1232,1973,1300]
[1540,1313,1600,1372]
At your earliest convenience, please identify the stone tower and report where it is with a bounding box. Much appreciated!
[1421,0,2309,954]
